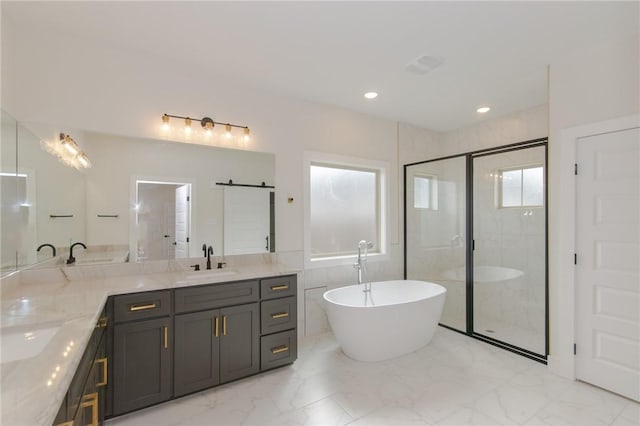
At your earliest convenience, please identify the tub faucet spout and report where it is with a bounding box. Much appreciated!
[354,240,374,291]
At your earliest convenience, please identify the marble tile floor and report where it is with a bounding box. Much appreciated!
[106,327,639,426]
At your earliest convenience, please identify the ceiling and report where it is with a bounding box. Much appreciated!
[3,1,638,132]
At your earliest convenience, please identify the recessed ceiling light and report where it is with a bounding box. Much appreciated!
[477,106,491,113]
[364,92,378,100]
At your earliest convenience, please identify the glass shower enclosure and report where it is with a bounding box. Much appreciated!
[405,140,547,361]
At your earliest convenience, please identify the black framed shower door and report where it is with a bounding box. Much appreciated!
[404,138,548,363]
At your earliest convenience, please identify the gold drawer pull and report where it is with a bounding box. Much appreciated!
[95,357,108,387]
[80,392,99,426]
[163,326,168,349]
[214,316,219,337]
[96,317,108,328]
[271,312,289,319]
[223,316,227,336]
[130,303,157,312]
[271,345,289,354]
[270,285,289,291]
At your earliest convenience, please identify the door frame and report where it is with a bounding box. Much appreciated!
[129,175,196,262]
[549,114,640,380]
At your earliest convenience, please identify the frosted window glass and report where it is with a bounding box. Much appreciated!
[523,167,544,206]
[501,169,522,207]
[414,176,431,209]
[310,165,377,257]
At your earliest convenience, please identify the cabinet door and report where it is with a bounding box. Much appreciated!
[174,309,221,397]
[113,317,172,415]
[219,303,260,383]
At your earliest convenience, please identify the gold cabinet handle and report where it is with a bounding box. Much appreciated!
[271,345,289,354]
[163,326,168,349]
[80,392,99,426]
[270,285,289,291]
[214,316,219,337]
[54,422,73,426]
[271,312,289,319]
[96,317,108,328]
[222,316,227,336]
[130,303,157,312]
[95,357,108,387]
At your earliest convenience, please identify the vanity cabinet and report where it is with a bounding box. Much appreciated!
[53,305,108,426]
[259,275,298,370]
[112,290,172,416]
[174,303,260,397]
[106,273,297,419]
[174,280,260,397]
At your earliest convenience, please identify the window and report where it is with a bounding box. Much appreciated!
[304,152,388,267]
[413,175,438,210]
[498,165,544,208]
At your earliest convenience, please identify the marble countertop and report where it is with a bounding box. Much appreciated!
[0,263,298,426]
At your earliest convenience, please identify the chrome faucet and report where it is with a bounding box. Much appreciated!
[354,240,374,291]
[206,246,214,270]
[37,243,57,257]
[66,242,87,265]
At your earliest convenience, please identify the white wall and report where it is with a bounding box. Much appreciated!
[548,35,640,377]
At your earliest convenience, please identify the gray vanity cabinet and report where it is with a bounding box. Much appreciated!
[174,309,220,397]
[53,306,108,426]
[112,290,173,416]
[174,282,260,397]
[218,303,260,383]
[104,274,296,421]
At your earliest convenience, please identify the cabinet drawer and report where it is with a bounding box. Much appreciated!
[260,275,296,300]
[175,280,259,313]
[260,329,297,371]
[114,290,171,323]
[261,296,297,335]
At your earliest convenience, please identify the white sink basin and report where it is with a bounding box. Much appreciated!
[1,325,60,363]
[183,269,238,281]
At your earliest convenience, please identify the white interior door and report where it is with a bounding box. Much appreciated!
[174,184,191,258]
[575,127,640,401]
[223,187,270,255]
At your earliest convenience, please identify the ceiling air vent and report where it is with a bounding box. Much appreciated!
[405,55,444,75]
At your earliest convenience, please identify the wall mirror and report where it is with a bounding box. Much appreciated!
[1,112,275,273]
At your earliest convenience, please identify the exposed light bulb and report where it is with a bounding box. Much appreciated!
[184,117,192,134]
[243,127,250,142]
[477,106,491,113]
[161,114,170,131]
[60,134,79,155]
[364,92,378,99]
[77,152,91,168]
[204,120,214,137]
[225,124,232,139]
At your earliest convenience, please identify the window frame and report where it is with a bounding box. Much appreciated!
[496,163,544,209]
[304,151,389,269]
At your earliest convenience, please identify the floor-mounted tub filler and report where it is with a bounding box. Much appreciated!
[323,280,446,362]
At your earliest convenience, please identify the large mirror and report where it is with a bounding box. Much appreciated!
[1,113,275,273]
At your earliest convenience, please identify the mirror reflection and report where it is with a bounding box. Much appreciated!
[1,113,275,273]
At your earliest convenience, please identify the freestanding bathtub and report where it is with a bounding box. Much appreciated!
[323,280,446,362]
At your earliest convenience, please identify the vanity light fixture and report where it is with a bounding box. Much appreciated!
[161,113,250,142]
[40,133,92,170]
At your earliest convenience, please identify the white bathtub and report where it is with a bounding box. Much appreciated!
[323,280,446,362]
